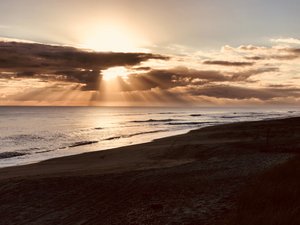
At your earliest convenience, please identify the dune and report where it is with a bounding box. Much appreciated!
[0,117,299,225]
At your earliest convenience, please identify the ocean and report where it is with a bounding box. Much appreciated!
[0,106,299,168]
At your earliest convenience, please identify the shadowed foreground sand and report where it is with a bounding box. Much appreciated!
[0,117,300,225]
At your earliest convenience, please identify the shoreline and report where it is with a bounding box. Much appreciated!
[0,116,296,175]
[0,127,193,169]
[0,116,294,179]
[1,106,298,169]
[0,114,295,170]
[0,117,299,224]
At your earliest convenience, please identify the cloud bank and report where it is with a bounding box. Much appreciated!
[0,41,168,90]
[1,40,300,106]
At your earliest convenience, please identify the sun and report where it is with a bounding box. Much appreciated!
[81,24,146,52]
[102,66,129,81]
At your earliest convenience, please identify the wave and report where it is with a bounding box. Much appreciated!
[4,134,45,141]
[167,122,215,126]
[0,151,28,159]
[220,114,276,119]
[18,147,40,152]
[156,112,177,115]
[103,129,168,141]
[69,141,99,148]
[220,116,244,119]
[35,149,53,154]
[219,112,285,119]
[190,114,202,117]
[103,136,122,141]
[131,119,176,123]
[219,114,263,119]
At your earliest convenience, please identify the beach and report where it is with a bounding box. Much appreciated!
[0,117,299,225]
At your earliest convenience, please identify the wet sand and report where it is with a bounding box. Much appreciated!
[0,117,299,225]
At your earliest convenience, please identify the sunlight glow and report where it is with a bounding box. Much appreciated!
[102,66,129,81]
[81,24,148,52]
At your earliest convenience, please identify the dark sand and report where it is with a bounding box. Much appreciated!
[1,117,300,225]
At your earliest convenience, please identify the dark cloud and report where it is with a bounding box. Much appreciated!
[203,60,254,67]
[286,48,300,54]
[245,55,298,61]
[132,66,152,71]
[270,54,298,60]
[1,41,296,103]
[267,84,291,88]
[54,70,102,91]
[117,66,278,92]
[244,47,300,61]
[231,67,279,81]
[0,42,168,70]
[186,85,300,100]
[244,56,264,60]
[119,67,231,91]
[0,41,168,90]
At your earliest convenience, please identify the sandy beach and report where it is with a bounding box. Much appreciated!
[0,117,299,225]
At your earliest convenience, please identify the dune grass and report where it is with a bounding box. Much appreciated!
[224,156,300,225]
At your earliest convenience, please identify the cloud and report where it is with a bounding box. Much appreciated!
[230,67,279,81]
[0,41,169,90]
[185,85,300,100]
[286,48,300,54]
[222,45,267,52]
[270,38,300,45]
[244,54,299,60]
[238,45,266,51]
[120,67,231,91]
[54,70,102,91]
[244,56,264,60]
[203,60,254,66]
[223,44,300,61]
[132,66,152,71]
[1,40,299,105]
[245,48,299,60]
[115,66,278,92]
[0,41,167,70]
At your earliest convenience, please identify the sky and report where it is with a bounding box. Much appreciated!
[0,0,300,106]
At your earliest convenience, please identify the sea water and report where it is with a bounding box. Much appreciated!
[0,106,299,167]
